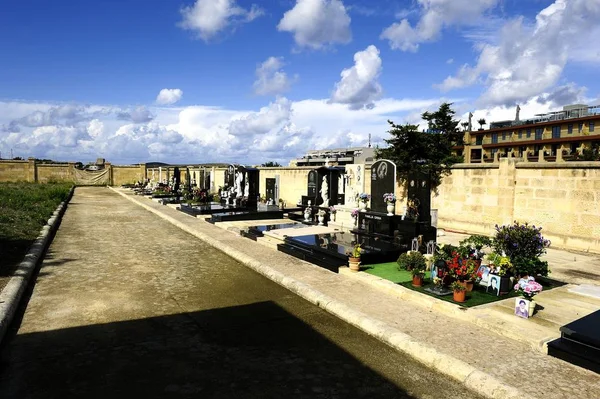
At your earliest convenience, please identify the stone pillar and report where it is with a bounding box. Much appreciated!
[27,157,37,182]
[493,151,499,163]
[464,146,471,163]
[556,149,564,162]
[105,162,113,186]
[538,149,545,163]
[140,163,147,181]
[497,159,516,226]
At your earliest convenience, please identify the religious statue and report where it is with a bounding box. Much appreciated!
[468,112,473,132]
[515,104,521,122]
[338,174,344,194]
[235,171,243,197]
[243,173,249,197]
[320,176,329,207]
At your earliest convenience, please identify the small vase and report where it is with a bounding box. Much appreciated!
[359,201,367,212]
[453,290,466,303]
[386,203,395,216]
[528,299,536,316]
[318,215,325,226]
[458,280,474,292]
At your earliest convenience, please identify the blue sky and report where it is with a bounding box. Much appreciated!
[1,0,598,164]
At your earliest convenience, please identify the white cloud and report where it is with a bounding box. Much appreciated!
[278,0,352,50]
[178,0,263,41]
[229,97,292,136]
[253,57,297,96]
[0,96,448,165]
[117,106,155,123]
[380,0,499,52]
[155,89,183,106]
[436,0,600,107]
[330,45,382,110]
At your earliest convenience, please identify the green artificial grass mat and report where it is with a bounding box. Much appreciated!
[362,261,561,308]
[362,262,413,283]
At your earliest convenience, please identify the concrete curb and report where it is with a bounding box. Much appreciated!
[0,186,75,346]
[111,187,527,399]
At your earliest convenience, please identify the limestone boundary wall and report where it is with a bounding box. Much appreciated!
[1,158,598,253]
[433,160,600,254]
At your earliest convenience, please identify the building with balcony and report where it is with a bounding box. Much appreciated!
[289,146,376,167]
[463,104,600,163]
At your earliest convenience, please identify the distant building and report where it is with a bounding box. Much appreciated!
[462,104,600,163]
[290,147,376,167]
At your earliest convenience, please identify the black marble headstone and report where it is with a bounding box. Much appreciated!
[307,170,317,199]
[185,168,191,193]
[225,164,235,188]
[406,171,431,223]
[370,160,396,214]
[173,167,181,193]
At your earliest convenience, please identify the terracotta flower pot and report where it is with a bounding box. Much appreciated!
[458,280,474,292]
[453,290,466,303]
[412,275,424,287]
[348,257,361,272]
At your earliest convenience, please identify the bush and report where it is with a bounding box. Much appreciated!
[397,251,426,271]
[493,221,551,276]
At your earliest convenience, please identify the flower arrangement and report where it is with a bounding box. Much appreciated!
[347,243,362,259]
[382,193,396,204]
[514,276,543,300]
[405,198,420,220]
[357,193,370,202]
[329,205,337,214]
[446,252,478,282]
[493,221,551,277]
[350,208,359,218]
[318,209,327,217]
[433,276,443,287]
[486,252,514,276]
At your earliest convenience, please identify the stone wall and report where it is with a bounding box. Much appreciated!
[0,160,31,182]
[432,160,600,253]
[37,164,73,183]
[112,165,144,186]
[258,167,312,205]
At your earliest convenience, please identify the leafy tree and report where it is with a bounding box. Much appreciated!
[461,122,469,131]
[261,161,282,167]
[574,141,600,161]
[376,102,464,190]
[477,118,486,130]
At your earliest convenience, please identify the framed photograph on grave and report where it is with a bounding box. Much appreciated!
[515,298,530,318]
[486,275,501,296]
[477,265,490,286]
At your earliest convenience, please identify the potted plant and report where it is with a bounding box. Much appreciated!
[492,221,551,278]
[317,209,327,226]
[397,251,426,272]
[446,252,478,291]
[329,205,337,221]
[411,268,426,287]
[357,193,370,212]
[383,193,396,216]
[347,244,362,272]
[459,234,492,263]
[514,276,543,316]
[450,281,467,303]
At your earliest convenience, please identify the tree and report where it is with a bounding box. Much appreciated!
[376,102,464,190]
[261,161,282,167]
[477,118,486,130]
[461,122,469,131]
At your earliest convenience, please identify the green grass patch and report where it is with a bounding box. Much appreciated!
[362,261,561,308]
[0,182,72,277]
[362,262,413,283]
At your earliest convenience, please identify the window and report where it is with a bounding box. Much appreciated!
[590,122,595,132]
[552,126,561,139]
[526,129,531,138]
[518,130,523,139]
[535,128,543,140]
[568,124,573,134]
[502,132,506,140]
[475,136,483,145]
[491,133,498,144]
[579,123,584,133]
